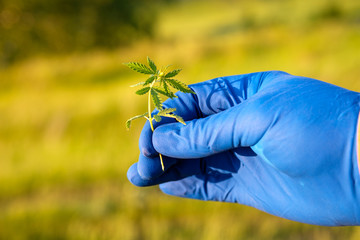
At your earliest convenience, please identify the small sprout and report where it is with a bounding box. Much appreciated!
[124,57,195,171]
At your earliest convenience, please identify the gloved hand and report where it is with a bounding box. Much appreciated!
[127,71,360,226]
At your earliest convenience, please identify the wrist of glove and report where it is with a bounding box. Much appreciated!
[128,71,360,226]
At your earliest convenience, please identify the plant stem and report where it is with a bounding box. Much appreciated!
[148,80,165,171]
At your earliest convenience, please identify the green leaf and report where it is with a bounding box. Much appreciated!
[135,87,150,95]
[153,114,162,122]
[150,88,163,110]
[125,57,194,133]
[165,79,195,94]
[156,113,175,119]
[126,112,148,130]
[147,57,157,72]
[155,112,186,125]
[163,82,177,98]
[165,69,182,78]
[157,108,177,115]
[130,82,145,87]
[144,75,156,85]
[174,114,186,125]
[153,86,176,98]
[124,62,154,75]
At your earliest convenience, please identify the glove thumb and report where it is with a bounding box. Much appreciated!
[152,98,272,159]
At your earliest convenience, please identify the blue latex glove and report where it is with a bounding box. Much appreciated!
[127,71,360,226]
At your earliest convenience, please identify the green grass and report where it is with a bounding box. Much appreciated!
[1,0,360,239]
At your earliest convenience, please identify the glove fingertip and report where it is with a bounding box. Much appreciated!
[137,154,163,180]
[127,163,146,187]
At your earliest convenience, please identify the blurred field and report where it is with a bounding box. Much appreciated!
[1,0,360,239]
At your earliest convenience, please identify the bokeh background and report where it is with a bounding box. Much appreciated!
[1,0,360,239]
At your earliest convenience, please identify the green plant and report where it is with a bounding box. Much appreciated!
[124,57,195,170]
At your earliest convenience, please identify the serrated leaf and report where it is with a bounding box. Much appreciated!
[153,86,176,98]
[125,58,194,134]
[153,114,162,122]
[125,112,148,130]
[163,81,170,92]
[174,114,186,125]
[130,82,145,87]
[157,108,177,115]
[144,75,156,86]
[165,79,195,94]
[165,69,182,78]
[126,120,131,130]
[135,87,150,95]
[124,62,154,75]
[150,88,163,110]
[156,113,175,119]
[147,57,157,72]
[156,112,186,125]
[163,82,177,98]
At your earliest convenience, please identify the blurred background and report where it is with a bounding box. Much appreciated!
[1,0,360,239]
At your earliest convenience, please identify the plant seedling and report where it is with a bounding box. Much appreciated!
[124,57,195,171]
